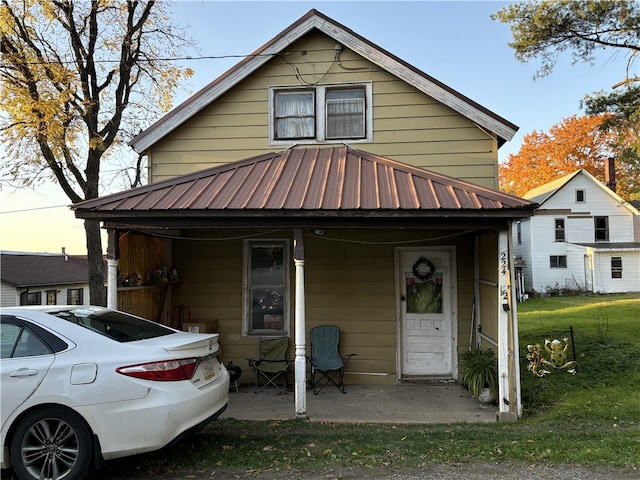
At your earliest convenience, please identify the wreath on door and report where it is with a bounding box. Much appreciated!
[412,256,436,281]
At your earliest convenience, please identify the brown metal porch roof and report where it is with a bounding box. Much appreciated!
[72,146,536,228]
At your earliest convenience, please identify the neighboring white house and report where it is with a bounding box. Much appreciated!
[513,169,640,295]
[0,251,91,307]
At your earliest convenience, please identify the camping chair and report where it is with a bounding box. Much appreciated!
[248,337,291,393]
[309,325,357,395]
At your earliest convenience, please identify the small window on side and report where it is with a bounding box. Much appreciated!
[576,189,586,203]
[20,291,42,306]
[554,219,565,242]
[46,290,57,305]
[550,255,567,268]
[67,288,83,305]
[611,257,622,279]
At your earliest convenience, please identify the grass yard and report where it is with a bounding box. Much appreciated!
[96,294,640,478]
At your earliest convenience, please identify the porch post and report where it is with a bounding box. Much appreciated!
[293,229,307,419]
[107,259,118,309]
[508,222,523,418]
[498,230,511,414]
[106,229,118,310]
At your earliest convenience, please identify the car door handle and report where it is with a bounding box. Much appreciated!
[9,368,39,377]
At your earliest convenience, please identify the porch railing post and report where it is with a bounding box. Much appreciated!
[293,229,307,419]
[107,258,118,310]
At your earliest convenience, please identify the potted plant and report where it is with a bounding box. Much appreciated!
[459,346,498,404]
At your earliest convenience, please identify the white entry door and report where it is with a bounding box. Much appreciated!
[398,248,455,377]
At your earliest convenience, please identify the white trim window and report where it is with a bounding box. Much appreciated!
[594,216,609,242]
[611,256,622,279]
[243,239,290,337]
[554,218,566,242]
[270,83,372,144]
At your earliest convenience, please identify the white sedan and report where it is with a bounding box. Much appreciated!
[0,306,230,480]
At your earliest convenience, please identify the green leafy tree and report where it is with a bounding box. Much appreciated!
[492,0,640,155]
[1,0,193,305]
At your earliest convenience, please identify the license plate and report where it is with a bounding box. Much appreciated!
[202,360,216,381]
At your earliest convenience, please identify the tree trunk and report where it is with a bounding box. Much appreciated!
[85,219,105,306]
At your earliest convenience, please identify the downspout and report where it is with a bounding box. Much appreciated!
[293,229,308,419]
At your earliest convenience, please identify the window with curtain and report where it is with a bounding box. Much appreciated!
[243,240,290,337]
[271,83,371,143]
[274,90,315,139]
[326,87,365,139]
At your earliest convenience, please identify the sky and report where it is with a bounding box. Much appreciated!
[0,1,631,255]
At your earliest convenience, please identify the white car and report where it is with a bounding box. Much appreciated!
[0,306,229,480]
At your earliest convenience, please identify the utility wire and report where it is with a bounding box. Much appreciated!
[0,204,70,214]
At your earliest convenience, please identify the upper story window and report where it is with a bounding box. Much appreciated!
[243,239,290,337]
[576,189,586,203]
[554,218,565,242]
[271,83,372,144]
[594,216,609,242]
[516,221,522,244]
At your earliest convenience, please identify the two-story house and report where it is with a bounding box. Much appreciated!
[0,251,90,307]
[72,10,536,420]
[513,165,640,295]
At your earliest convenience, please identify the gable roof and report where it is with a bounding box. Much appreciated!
[129,9,518,154]
[73,146,535,229]
[524,169,640,215]
[0,252,89,288]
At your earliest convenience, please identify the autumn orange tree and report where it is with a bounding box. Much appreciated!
[499,114,639,200]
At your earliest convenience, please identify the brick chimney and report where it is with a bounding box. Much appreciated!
[605,157,617,192]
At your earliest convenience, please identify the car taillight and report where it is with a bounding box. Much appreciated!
[116,358,198,381]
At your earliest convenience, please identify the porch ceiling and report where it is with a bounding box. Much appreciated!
[72,146,536,229]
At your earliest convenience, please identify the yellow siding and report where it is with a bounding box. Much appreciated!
[166,229,480,386]
[149,32,499,189]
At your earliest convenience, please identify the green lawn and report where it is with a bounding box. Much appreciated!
[102,294,640,477]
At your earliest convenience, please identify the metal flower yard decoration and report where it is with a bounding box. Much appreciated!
[526,337,577,377]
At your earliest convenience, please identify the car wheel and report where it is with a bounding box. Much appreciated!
[10,406,92,480]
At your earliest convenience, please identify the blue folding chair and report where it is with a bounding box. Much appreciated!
[309,325,356,394]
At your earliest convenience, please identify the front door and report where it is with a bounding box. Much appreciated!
[397,248,456,377]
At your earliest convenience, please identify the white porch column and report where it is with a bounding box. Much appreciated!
[508,223,523,418]
[293,230,307,419]
[107,258,118,310]
[497,230,519,420]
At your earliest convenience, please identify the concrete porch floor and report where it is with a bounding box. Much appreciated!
[220,382,499,424]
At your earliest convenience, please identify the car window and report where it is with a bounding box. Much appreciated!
[0,322,21,358]
[53,308,174,342]
[0,322,52,358]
